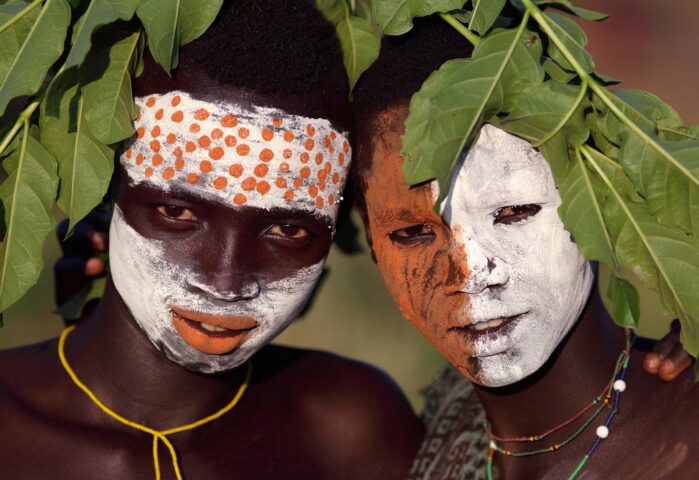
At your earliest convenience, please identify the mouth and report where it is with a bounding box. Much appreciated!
[169,306,258,355]
[448,312,529,355]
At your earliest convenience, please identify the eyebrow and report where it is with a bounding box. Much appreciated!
[377,208,426,224]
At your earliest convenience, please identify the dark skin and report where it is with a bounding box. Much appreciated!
[357,104,699,479]
[0,62,422,479]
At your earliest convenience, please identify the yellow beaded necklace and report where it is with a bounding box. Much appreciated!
[58,325,252,480]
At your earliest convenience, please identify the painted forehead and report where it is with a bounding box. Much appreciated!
[444,125,557,208]
[121,91,351,219]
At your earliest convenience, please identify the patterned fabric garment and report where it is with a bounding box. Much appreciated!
[408,365,489,480]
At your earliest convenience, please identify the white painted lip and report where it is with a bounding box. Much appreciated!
[448,312,529,356]
[453,311,529,329]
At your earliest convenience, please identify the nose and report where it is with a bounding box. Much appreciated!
[460,237,509,294]
[187,271,260,302]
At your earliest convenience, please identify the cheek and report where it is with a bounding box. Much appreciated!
[373,236,470,343]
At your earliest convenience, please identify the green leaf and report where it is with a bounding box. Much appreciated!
[469,0,506,35]
[583,146,699,356]
[336,13,381,90]
[0,1,36,25]
[618,133,699,236]
[80,22,140,144]
[39,70,115,233]
[372,0,465,36]
[0,125,59,312]
[543,12,594,74]
[178,0,223,45]
[606,273,640,328]
[136,0,182,73]
[534,1,608,21]
[63,0,139,70]
[499,80,589,147]
[315,0,345,25]
[592,71,621,86]
[136,0,223,73]
[401,23,543,198]
[658,122,699,142]
[556,149,616,266]
[586,89,681,165]
[593,89,699,235]
[0,0,71,118]
[542,57,575,83]
[450,8,472,24]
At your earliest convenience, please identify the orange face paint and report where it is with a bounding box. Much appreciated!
[360,107,475,382]
[170,307,258,355]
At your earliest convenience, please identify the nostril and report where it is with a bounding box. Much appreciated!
[187,274,260,302]
[487,257,496,273]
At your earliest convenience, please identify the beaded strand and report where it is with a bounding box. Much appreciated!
[484,330,633,480]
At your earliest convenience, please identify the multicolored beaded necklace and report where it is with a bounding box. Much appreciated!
[484,329,634,480]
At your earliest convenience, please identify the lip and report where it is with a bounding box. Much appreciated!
[169,306,258,355]
[448,312,529,356]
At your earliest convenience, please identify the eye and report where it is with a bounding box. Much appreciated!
[156,205,196,221]
[266,224,311,240]
[389,224,436,246]
[493,204,541,225]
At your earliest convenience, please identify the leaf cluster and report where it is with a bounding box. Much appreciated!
[373,0,699,370]
[0,0,224,316]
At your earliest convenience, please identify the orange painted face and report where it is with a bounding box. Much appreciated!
[360,107,479,382]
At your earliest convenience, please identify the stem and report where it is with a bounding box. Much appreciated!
[533,78,588,147]
[0,100,39,158]
[0,118,29,299]
[573,147,619,268]
[522,0,699,188]
[0,0,42,36]
[440,12,481,46]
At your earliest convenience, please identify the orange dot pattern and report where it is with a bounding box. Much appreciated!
[121,91,351,216]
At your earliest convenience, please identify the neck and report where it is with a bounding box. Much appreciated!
[63,278,249,430]
[473,288,627,439]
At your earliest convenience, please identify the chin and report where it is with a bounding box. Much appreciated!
[158,329,250,374]
[470,349,549,388]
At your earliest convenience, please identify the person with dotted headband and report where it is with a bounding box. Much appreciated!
[0,2,422,479]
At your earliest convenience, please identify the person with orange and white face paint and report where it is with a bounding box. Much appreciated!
[352,17,699,480]
[0,2,422,479]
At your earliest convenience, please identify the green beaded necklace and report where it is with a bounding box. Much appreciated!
[484,330,633,480]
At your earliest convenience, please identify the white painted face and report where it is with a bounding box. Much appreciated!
[442,124,593,387]
[109,92,351,374]
[110,207,324,373]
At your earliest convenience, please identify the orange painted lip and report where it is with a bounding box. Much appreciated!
[170,306,258,355]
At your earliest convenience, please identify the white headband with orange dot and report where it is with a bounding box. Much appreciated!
[120,91,351,218]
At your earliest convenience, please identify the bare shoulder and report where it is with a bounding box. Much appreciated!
[0,339,58,393]
[260,344,424,479]
[0,339,64,437]
[611,365,699,478]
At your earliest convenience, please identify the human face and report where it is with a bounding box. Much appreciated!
[362,110,591,387]
[441,124,593,386]
[110,91,350,373]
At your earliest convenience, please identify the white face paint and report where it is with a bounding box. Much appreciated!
[109,92,349,374]
[442,124,593,387]
[109,206,324,374]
